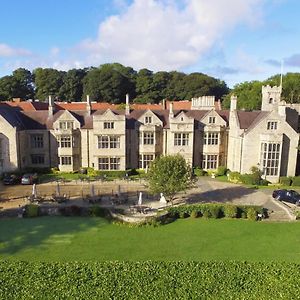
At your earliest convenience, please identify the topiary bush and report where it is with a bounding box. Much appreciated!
[24,204,39,217]
[247,207,258,221]
[224,205,237,218]
[190,211,199,218]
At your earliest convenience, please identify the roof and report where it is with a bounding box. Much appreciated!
[236,111,269,130]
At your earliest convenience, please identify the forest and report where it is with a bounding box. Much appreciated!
[1,62,300,110]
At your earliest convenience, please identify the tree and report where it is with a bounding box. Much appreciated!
[0,75,17,101]
[59,69,86,101]
[34,68,65,101]
[12,68,34,99]
[83,64,134,103]
[147,154,192,203]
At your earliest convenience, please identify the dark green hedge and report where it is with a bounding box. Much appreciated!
[0,261,299,299]
[168,204,264,220]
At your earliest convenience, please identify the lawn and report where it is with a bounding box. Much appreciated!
[1,217,300,262]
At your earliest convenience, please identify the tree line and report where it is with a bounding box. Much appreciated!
[0,63,229,104]
[223,73,300,110]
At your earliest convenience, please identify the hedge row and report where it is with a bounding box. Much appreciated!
[0,261,299,299]
[168,204,265,221]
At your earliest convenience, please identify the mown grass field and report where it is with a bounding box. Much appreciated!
[1,217,300,262]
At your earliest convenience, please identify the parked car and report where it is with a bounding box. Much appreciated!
[2,174,21,185]
[21,173,38,185]
[272,189,300,205]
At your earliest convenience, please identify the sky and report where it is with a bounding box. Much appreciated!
[0,0,300,87]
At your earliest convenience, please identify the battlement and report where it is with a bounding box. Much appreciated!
[262,85,282,94]
[191,96,215,110]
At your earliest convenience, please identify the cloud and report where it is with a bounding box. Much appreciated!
[285,54,300,67]
[77,0,266,71]
[0,43,31,57]
[264,59,281,67]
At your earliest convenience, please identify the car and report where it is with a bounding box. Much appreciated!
[21,173,38,185]
[272,189,300,205]
[2,174,21,185]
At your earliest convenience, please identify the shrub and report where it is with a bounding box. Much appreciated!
[295,211,300,220]
[224,205,237,218]
[240,174,255,185]
[190,211,199,218]
[209,205,222,219]
[89,206,108,217]
[292,176,300,186]
[194,167,207,177]
[179,211,189,219]
[202,207,212,218]
[216,166,227,176]
[247,207,257,221]
[279,177,292,186]
[24,204,39,217]
[228,171,241,183]
[260,179,270,186]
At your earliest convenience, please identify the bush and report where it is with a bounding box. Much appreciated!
[190,211,199,218]
[216,166,227,176]
[247,207,258,221]
[292,176,300,186]
[228,171,241,183]
[280,177,292,186]
[224,205,237,218]
[89,206,108,217]
[24,204,39,217]
[240,174,255,185]
[260,179,270,186]
[179,211,189,219]
[209,205,222,219]
[194,167,207,177]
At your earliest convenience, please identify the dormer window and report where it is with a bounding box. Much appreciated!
[145,116,152,124]
[209,116,216,124]
[267,121,277,130]
[59,121,73,130]
[104,122,114,129]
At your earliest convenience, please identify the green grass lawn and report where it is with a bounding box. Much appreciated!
[1,217,300,262]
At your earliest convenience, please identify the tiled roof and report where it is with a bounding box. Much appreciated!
[237,111,268,130]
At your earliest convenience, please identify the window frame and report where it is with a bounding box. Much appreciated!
[30,134,44,149]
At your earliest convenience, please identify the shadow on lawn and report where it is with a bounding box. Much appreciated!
[0,217,107,256]
[186,186,258,204]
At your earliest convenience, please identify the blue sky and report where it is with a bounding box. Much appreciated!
[0,0,299,87]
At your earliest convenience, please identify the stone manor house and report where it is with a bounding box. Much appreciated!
[0,85,299,183]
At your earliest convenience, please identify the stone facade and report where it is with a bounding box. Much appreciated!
[0,85,299,183]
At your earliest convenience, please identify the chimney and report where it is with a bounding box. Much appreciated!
[125,93,130,115]
[162,99,167,109]
[169,102,174,118]
[230,95,237,112]
[48,95,54,117]
[86,94,91,115]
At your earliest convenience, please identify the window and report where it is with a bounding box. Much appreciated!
[59,135,72,148]
[204,132,219,145]
[174,133,189,146]
[208,116,216,124]
[104,122,114,129]
[98,135,120,149]
[142,132,154,145]
[267,121,278,130]
[30,134,44,148]
[260,142,281,176]
[98,157,120,170]
[202,154,218,169]
[145,116,152,124]
[139,154,154,169]
[31,154,45,164]
[59,121,73,130]
[60,156,72,165]
[269,97,273,104]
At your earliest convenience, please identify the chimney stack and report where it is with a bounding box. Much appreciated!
[48,95,54,117]
[230,95,237,112]
[169,102,174,118]
[125,93,130,115]
[86,94,91,115]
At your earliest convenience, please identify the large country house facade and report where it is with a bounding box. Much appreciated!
[0,85,299,183]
